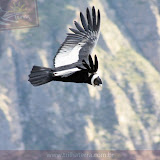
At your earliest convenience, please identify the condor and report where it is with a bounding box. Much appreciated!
[28,6,102,87]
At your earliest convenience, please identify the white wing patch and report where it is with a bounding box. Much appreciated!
[54,68,80,77]
[54,43,84,68]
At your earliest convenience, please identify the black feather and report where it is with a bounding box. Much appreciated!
[92,6,96,31]
[69,28,80,34]
[74,21,85,32]
[89,55,94,70]
[94,55,98,72]
[86,8,93,31]
[82,60,91,71]
[80,12,88,31]
[96,9,100,31]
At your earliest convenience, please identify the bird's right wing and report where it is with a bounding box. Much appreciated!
[53,6,100,70]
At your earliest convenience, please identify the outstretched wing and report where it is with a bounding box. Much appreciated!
[53,6,100,69]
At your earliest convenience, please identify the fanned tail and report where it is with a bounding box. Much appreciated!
[28,66,54,86]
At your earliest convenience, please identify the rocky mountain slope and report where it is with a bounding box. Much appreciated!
[0,0,160,150]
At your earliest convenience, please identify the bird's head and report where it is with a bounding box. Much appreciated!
[78,55,102,87]
[90,73,102,87]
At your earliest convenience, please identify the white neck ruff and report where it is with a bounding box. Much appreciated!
[91,73,99,86]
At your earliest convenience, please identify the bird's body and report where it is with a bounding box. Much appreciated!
[53,70,90,84]
[29,6,102,87]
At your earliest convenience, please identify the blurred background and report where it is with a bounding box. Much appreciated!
[0,0,160,150]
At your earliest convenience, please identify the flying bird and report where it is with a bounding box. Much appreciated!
[28,6,102,87]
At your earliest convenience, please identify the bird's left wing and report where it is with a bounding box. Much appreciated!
[53,6,100,70]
